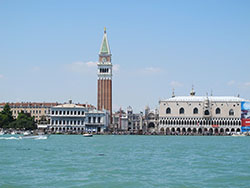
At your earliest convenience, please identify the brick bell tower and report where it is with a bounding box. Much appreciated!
[97,27,112,123]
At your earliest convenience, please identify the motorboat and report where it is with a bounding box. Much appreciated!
[83,133,93,137]
[0,131,4,135]
[232,133,246,137]
[23,131,31,136]
[20,133,50,139]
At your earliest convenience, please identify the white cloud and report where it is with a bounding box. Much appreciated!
[86,61,97,67]
[67,61,98,73]
[0,74,3,79]
[170,81,183,87]
[244,82,250,87]
[227,80,236,86]
[113,64,120,72]
[141,67,162,74]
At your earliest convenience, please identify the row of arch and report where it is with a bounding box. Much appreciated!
[159,127,241,135]
[160,119,241,126]
[166,107,235,116]
[99,68,110,73]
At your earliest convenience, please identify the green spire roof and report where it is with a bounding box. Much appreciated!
[99,28,111,54]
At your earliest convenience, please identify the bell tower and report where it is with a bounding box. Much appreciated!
[97,27,112,123]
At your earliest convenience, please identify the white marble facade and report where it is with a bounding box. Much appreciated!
[159,96,245,135]
[49,101,109,133]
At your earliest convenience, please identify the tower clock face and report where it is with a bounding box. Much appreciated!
[102,57,106,63]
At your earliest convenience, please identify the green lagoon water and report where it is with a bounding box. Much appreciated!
[0,135,250,188]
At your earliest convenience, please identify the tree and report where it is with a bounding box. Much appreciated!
[10,111,37,130]
[0,103,14,128]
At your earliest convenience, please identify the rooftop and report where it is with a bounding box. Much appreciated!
[161,96,246,102]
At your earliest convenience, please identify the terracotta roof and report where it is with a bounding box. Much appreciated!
[0,102,59,108]
[0,102,95,109]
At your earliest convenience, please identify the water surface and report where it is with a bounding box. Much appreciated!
[0,135,250,188]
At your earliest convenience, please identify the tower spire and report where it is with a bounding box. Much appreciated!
[99,27,110,54]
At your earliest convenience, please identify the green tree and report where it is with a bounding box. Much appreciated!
[11,111,37,130]
[0,103,14,128]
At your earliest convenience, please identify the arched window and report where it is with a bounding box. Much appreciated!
[179,108,185,114]
[193,108,198,114]
[166,107,171,114]
[229,109,234,116]
[204,110,210,115]
[216,108,221,114]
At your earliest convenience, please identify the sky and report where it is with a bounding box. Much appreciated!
[0,0,250,112]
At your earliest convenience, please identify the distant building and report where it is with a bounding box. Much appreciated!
[158,89,245,135]
[0,102,58,123]
[112,107,144,134]
[127,106,143,133]
[143,106,159,134]
[49,100,109,133]
[112,109,128,131]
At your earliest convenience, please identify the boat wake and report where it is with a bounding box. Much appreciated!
[0,136,49,140]
[0,137,21,140]
[34,136,48,140]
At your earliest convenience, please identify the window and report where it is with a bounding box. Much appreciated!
[193,108,198,114]
[166,108,171,114]
[229,109,234,116]
[204,110,210,115]
[98,117,101,123]
[93,117,96,123]
[216,108,221,114]
[82,111,84,115]
[179,108,184,114]
[78,111,80,115]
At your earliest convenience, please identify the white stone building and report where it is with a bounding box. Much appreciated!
[159,92,245,135]
[49,101,109,133]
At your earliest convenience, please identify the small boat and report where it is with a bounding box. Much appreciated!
[23,131,31,136]
[83,133,93,137]
[11,131,16,135]
[20,134,49,139]
[0,132,4,136]
[232,133,246,137]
